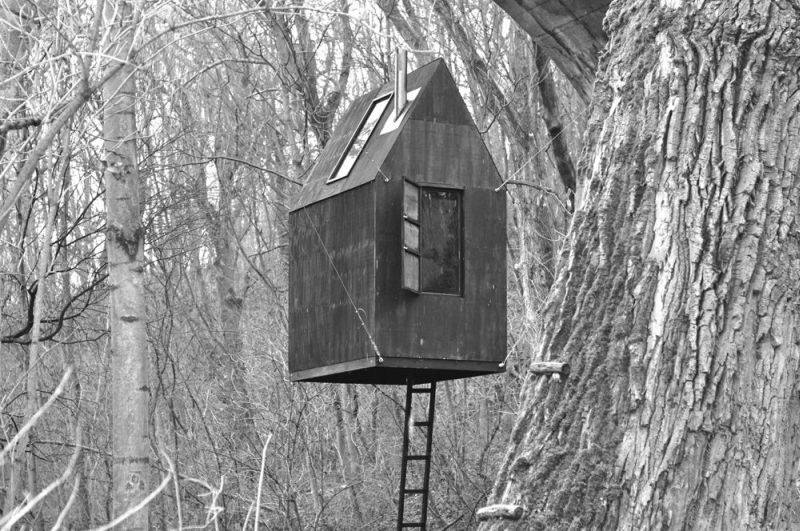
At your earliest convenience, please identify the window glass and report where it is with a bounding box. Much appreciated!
[419,189,462,294]
[328,94,392,183]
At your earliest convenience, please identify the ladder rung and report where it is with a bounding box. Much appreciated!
[406,455,430,460]
[413,421,431,427]
[410,387,432,393]
[403,488,426,494]
[400,524,424,528]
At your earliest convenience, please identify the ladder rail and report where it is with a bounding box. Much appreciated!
[397,381,437,531]
[397,382,414,530]
[420,382,435,528]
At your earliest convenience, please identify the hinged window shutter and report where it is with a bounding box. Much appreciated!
[402,179,420,292]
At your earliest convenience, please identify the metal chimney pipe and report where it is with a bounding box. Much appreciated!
[394,48,407,119]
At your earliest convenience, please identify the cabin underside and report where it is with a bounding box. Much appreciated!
[290,356,504,385]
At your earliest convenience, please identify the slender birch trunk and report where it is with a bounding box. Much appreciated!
[333,388,364,527]
[25,146,61,531]
[0,0,24,159]
[0,1,28,513]
[303,426,325,519]
[211,156,262,454]
[57,126,94,527]
[103,2,149,528]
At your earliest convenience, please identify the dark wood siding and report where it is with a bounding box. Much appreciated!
[409,61,475,127]
[374,120,506,368]
[288,183,376,373]
[387,120,501,188]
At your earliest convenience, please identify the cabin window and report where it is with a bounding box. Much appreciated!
[328,94,392,184]
[402,180,463,295]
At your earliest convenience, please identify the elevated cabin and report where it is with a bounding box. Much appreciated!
[288,59,506,384]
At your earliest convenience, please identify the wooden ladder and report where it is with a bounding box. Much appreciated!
[397,381,436,530]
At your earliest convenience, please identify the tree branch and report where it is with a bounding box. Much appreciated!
[535,51,576,210]
[0,115,42,134]
[376,0,434,63]
[2,270,108,344]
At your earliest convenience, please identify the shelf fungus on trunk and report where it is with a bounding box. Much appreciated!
[476,504,524,522]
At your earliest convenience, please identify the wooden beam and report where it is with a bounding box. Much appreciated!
[476,504,524,521]
[492,0,612,103]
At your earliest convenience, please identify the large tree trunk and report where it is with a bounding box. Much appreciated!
[485,0,800,529]
[104,2,150,528]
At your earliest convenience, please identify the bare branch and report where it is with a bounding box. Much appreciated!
[535,51,576,208]
[428,0,533,152]
[0,403,81,529]
[0,368,72,464]
[0,115,42,134]
[253,434,273,530]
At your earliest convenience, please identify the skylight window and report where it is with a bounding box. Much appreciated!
[328,93,392,184]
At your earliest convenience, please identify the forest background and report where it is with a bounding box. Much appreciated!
[0,0,581,528]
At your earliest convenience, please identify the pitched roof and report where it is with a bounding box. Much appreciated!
[290,59,446,211]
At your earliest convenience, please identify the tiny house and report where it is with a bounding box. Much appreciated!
[288,59,506,385]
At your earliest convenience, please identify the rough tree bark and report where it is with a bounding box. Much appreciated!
[104,2,150,528]
[485,0,800,529]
